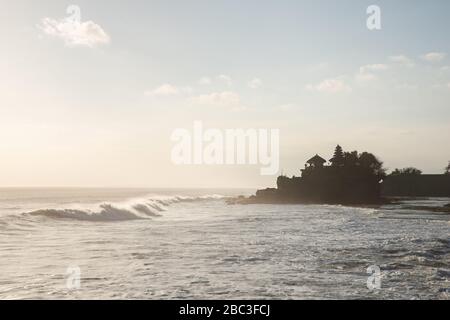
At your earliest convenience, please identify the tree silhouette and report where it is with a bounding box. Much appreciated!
[390,167,422,176]
[359,152,386,178]
[330,145,344,166]
[343,151,359,167]
[446,161,450,175]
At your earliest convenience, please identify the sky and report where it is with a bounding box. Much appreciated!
[0,0,449,188]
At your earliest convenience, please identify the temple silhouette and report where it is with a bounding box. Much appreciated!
[237,145,450,205]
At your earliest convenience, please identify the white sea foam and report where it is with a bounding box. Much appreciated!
[23,194,229,222]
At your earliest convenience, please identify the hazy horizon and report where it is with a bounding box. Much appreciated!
[1,0,450,188]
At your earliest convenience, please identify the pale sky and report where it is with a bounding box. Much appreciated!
[1,0,449,188]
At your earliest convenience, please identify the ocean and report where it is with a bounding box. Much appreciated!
[0,188,448,299]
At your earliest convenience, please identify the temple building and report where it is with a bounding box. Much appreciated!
[306,154,327,168]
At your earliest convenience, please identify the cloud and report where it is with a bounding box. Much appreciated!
[198,77,212,85]
[421,52,446,63]
[306,78,352,93]
[248,78,263,89]
[389,55,415,67]
[217,74,233,86]
[359,64,389,73]
[355,73,377,82]
[189,91,242,109]
[356,64,388,83]
[145,84,192,97]
[38,17,110,47]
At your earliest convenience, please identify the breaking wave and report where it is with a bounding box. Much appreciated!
[24,194,228,222]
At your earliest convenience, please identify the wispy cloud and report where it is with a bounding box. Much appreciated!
[145,84,192,97]
[217,74,233,86]
[356,64,389,83]
[421,52,446,63]
[198,77,212,85]
[359,64,389,73]
[306,78,352,93]
[189,91,243,110]
[389,55,415,67]
[248,78,263,89]
[38,16,110,47]
[355,73,377,82]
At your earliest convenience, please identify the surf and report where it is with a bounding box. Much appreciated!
[22,194,229,222]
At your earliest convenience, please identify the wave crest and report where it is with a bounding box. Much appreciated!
[24,194,228,222]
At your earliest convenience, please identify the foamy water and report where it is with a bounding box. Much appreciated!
[0,188,448,299]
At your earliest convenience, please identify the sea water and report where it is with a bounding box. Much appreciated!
[0,188,448,299]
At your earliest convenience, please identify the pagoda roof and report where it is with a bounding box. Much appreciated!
[307,154,327,164]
